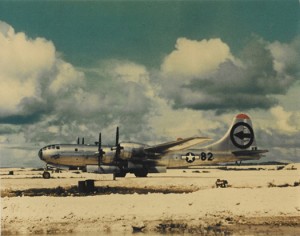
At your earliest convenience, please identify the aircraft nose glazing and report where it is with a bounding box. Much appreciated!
[38,149,44,160]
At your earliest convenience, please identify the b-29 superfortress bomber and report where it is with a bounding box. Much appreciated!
[38,114,268,179]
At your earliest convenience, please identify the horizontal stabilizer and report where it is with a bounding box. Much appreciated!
[232,149,268,156]
[145,137,212,154]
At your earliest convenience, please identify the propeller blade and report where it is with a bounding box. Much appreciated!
[98,133,102,167]
[98,133,102,152]
[116,127,119,146]
[113,126,124,162]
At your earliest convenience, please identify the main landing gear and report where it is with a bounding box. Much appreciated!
[114,169,127,178]
[113,168,148,178]
[235,161,242,166]
[134,169,148,178]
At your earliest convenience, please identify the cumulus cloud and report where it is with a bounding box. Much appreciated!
[0,21,299,166]
[256,126,300,163]
[75,60,161,143]
[270,106,296,133]
[0,21,84,120]
[268,38,300,77]
[161,38,234,78]
[159,36,300,113]
[0,22,54,116]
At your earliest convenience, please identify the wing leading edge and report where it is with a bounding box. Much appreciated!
[144,137,212,154]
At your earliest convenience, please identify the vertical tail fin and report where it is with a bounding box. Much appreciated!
[211,113,256,151]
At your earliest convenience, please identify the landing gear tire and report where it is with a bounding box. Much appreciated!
[42,171,51,179]
[114,170,127,178]
[235,161,242,166]
[134,169,148,178]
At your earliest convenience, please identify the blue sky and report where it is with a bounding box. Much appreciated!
[0,0,299,167]
[1,1,298,67]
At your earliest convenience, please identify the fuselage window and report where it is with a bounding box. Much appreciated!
[75,148,78,152]
[56,146,60,149]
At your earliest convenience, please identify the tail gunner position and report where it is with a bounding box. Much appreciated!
[38,114,268,178]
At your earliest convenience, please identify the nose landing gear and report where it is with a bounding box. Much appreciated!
[42,164,51,179]
[42,171,51,179]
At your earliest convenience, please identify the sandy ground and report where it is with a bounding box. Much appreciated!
[1,165,300,235]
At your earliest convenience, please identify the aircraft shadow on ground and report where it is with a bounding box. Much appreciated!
[1,185,199,197]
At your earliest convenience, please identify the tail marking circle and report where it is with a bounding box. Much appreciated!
[230,122,254,149]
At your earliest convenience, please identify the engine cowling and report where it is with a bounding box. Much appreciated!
[86,165,120,174]
[118,142,146,160]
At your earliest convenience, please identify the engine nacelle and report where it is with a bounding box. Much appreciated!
[119,142,146,160]
[86,165,120,174]
[128,161,143,170]
[127,162,166,173]
[148,166,166,173]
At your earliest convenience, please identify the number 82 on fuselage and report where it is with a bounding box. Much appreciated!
[181,152,214,163]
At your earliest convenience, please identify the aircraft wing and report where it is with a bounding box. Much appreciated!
[144,137,212,154]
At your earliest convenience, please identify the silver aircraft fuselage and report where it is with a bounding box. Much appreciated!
[39,142,261,169]
[38,113,268,178]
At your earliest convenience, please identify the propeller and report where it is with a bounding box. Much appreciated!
[116,127,120,148]
[97,133,104,167]
[111,127,123,163]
